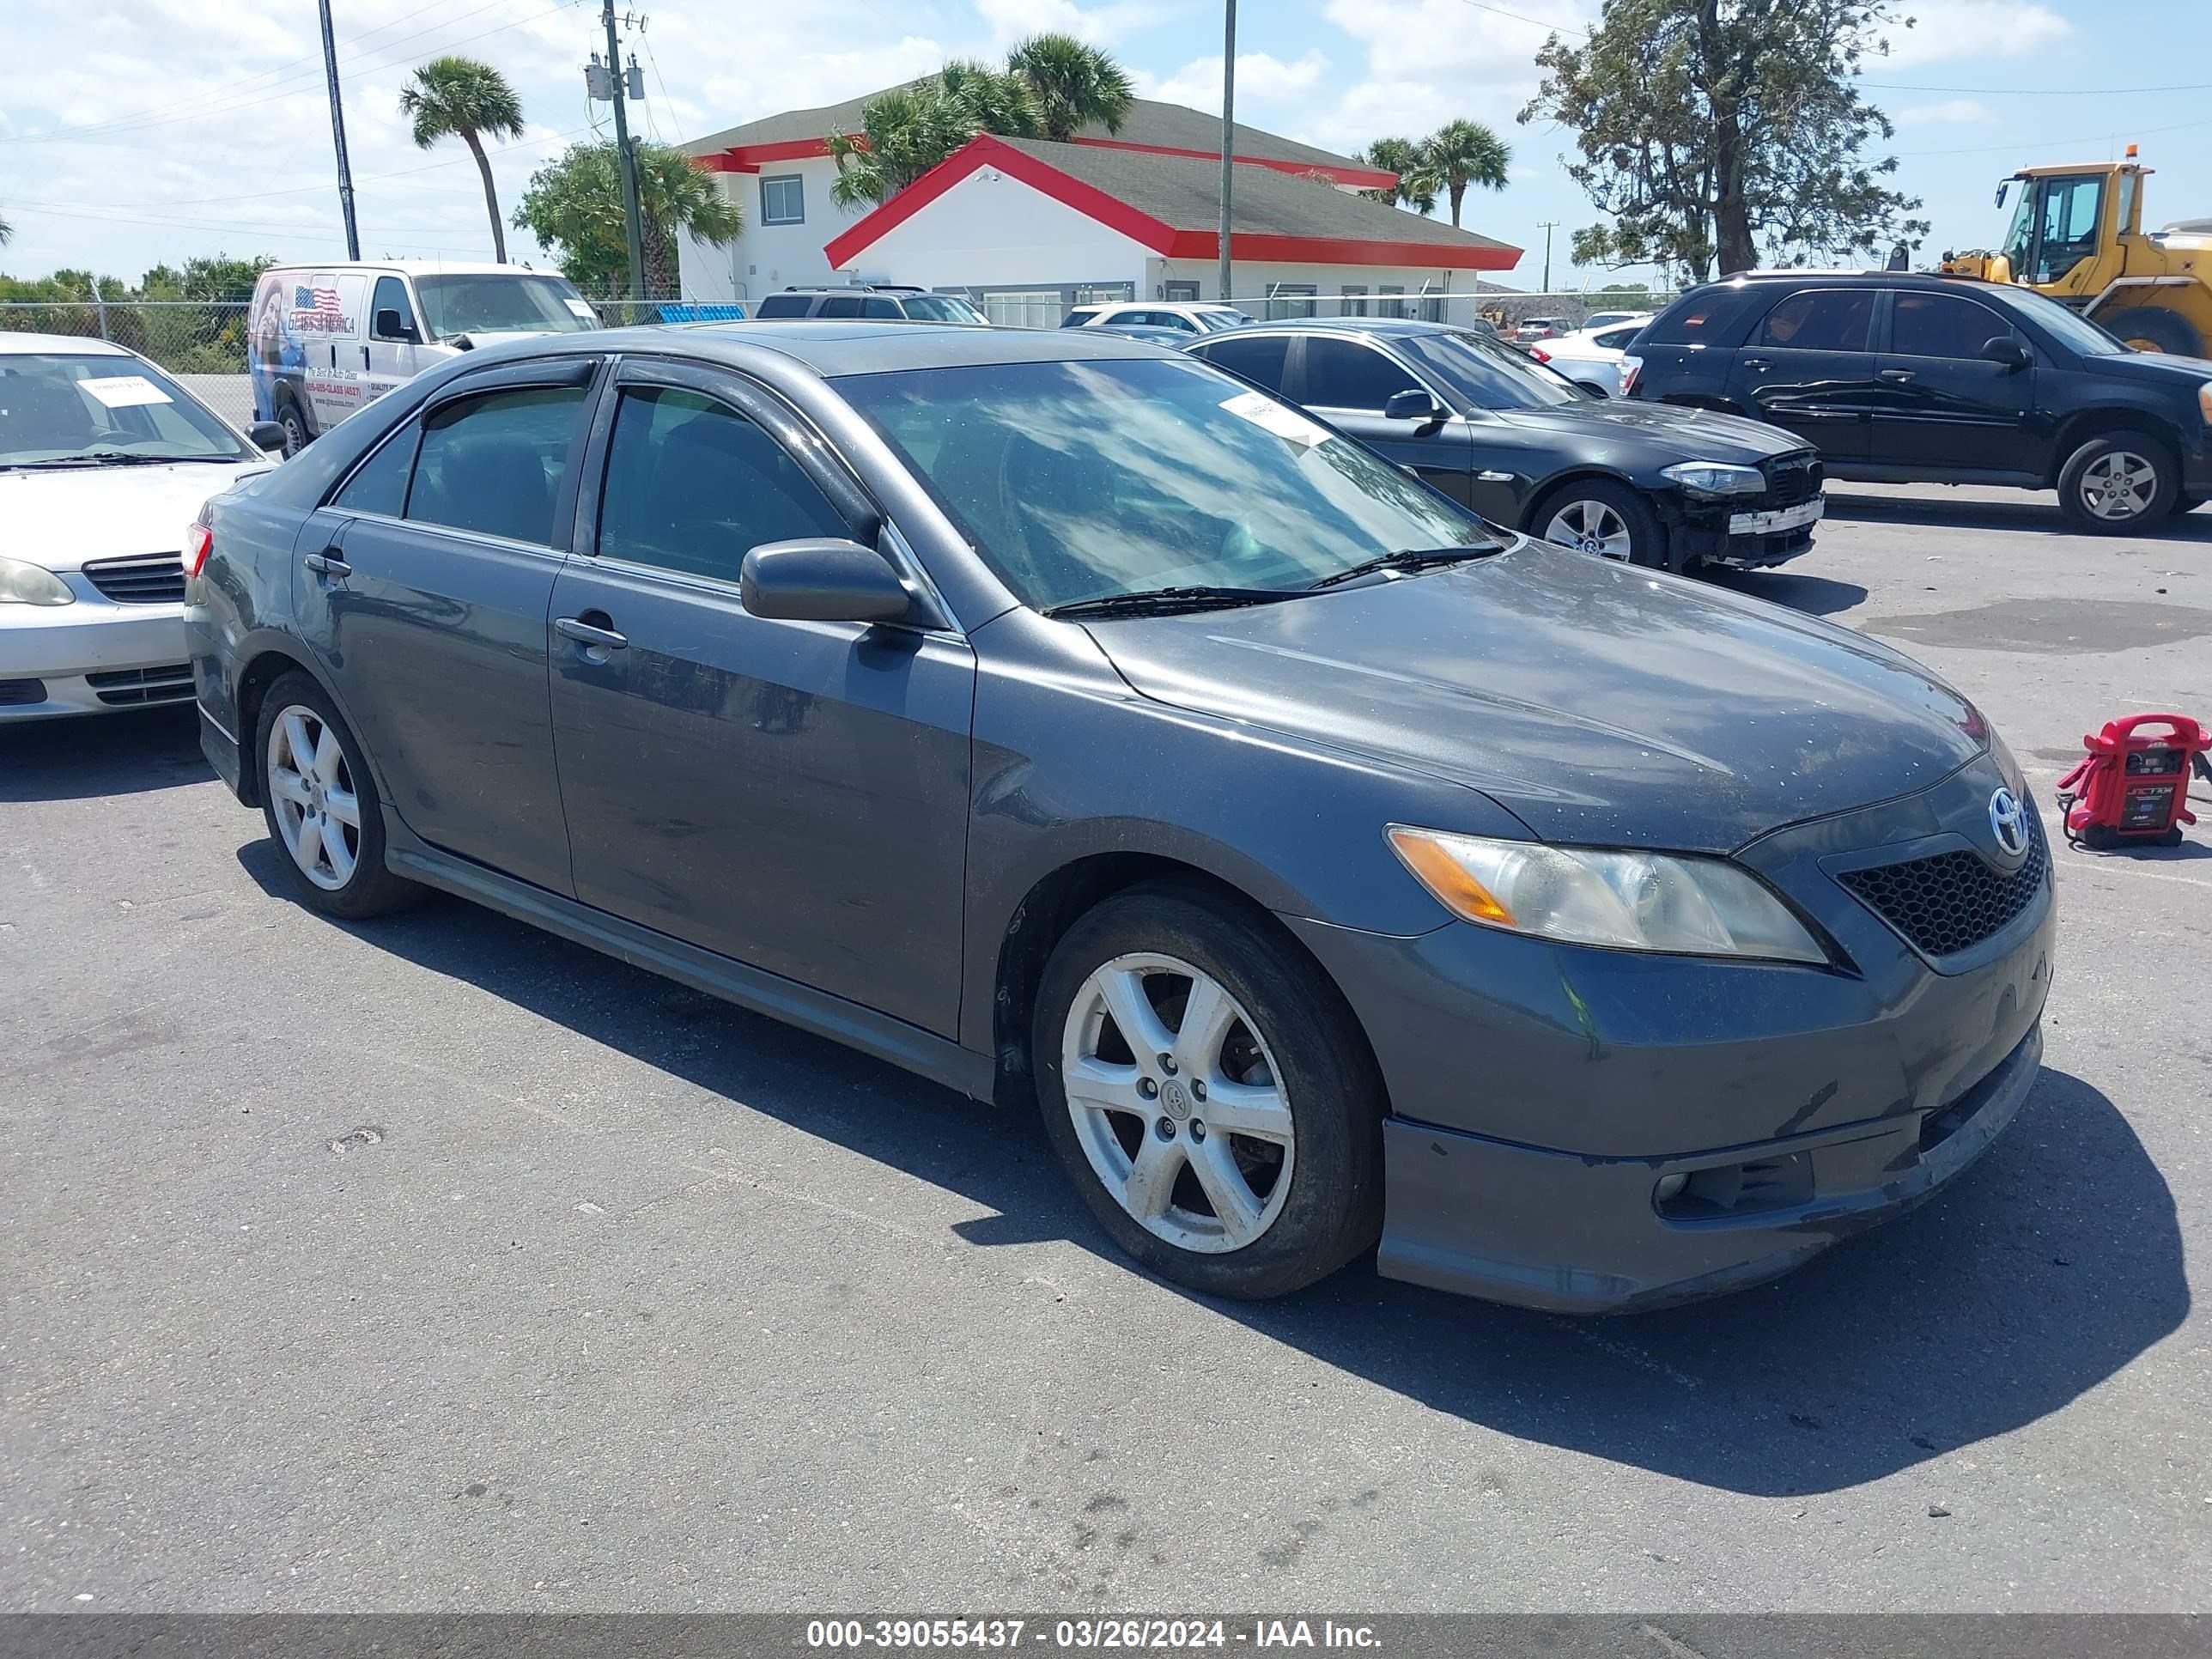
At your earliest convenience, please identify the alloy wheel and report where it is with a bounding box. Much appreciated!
[1543,498,1634,559]
[2079,450,2157,521]
[265,704,362,891]
[1060,953,1296,1254]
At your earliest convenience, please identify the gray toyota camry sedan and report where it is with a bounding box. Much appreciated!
[186,322,2055,1313]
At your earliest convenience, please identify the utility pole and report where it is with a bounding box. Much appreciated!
[319,0,361,259]
[1536,219,1558,295]
[1216,0,1236,305]
[602,0,647,301]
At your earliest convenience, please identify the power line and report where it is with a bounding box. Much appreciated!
[1896,114,2212,157]
[81,125,593,210]
[1863,80,2212,94]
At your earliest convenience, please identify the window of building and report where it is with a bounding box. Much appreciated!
[597,386,848,583]
[1754,289,1875,352]
[1889,292,2010,360]
[1164,281,1200,302]
[1301,337,1422,411]
[1340,285,1369,318]
[1376,284,1405,319]
[981,290,1064,329]
[760,174,805,226]
[1265,283,1317,321]
[405,385,587,546]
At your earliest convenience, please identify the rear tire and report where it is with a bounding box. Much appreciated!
[2103,306,2203,358]
[1032,884,1384,1299]
[2056,433,2180,532]
[253,672,423,920]
[1530,476,1669,568]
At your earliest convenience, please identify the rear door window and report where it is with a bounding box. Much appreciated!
[1888,291,2012,359]
[755,294,812,319]
[334,423,416,515]
[818,295,865,319]
[405,384,588,546]
[1754,289,1876,352]
[1300,337,1423,411]
[1190,332,1292,394]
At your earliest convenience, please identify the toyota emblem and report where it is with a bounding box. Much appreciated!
[1988,787,2027,859]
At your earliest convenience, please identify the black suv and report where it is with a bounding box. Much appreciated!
[752,285,988,324]
[1628,272,2212,532]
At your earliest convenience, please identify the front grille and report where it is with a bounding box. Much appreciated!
[85,664,194,706]
[0,678,49,707]
[1838,812,2049,959]
[1759,453,1823,508]
[82,554,186,605]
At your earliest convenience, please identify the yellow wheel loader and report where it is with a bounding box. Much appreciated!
[1939,151,2211,357]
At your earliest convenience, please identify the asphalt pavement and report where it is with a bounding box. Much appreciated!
[3,483,2209,1613]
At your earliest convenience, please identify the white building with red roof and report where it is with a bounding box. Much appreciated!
[677,90,1522,324]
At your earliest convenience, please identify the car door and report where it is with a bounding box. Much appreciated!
[1294,334,1475,506]
[363,274,429,407]
[545,360,975,1036]
[1724,286,1878,462]
[1868,289,2037,475]
[301,270,372,434]
[302,356,600,896]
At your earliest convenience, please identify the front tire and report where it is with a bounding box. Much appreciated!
[1032,885,1384,1298]
[254,672,422,919]
[1531,477,1668,568]
[2057,433,2179,532]
[2103,306,2203,358]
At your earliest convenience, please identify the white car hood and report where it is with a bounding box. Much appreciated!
[1,460,274,572]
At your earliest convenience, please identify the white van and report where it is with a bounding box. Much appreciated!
[247,262,599,452]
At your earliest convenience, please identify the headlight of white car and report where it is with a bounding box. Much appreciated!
[0,555,74,606]
[1660,461,1766,496]
[1387,825,1828,963]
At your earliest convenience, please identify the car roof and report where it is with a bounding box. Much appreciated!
[514,318,1174,376]
[1207,316,1469,338]
[263,260,542,277]
[0,332,133,356]
[1705,270,1999,292]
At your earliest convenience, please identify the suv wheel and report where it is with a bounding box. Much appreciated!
[1032,885,1384,1298]
[2057,433,2179,532]
[254,672,423,919]
[1533,477,1667,568]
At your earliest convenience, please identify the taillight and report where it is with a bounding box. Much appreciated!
[183,522,213,579]
[1529,346,1551,362]
[1618,354,1644,396]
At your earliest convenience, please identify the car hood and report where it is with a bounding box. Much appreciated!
[0,459,275,571]
[1085,543,1985,853]
[1490,399,1807,462]
[2073,348,2212,386]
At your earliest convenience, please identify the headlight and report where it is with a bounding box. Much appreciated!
[1386,825,1828,963]
[0,555,74,606]
[1660,461,1765,496]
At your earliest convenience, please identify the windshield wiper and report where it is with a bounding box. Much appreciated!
[1043,584,1306,619]
[1308,543,1508,590]
[3,452,237,471]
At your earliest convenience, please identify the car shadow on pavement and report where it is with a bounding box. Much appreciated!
[0,704,209,803]
[1705,568,1869,617]
[234,840,2188,1500]
[1822,490,2212,541]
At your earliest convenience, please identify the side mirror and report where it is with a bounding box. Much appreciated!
[374,308,420,343]
[1981,337,2033,371]
[1382,387,1447,422]
[739,538,914,624]
[247,420,289,454]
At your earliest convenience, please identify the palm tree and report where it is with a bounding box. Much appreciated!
[941,58,1039,138]
[399,56,526,262]
[1007,33,1134,142]
[1420,118,1511,229]
[1358,137,1438,216]
[827,81,979,210]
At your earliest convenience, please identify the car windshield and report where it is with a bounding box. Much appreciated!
[838,357,1493,612]
[1985,283,2126,356]
[412,274,598,339]
[1196,310,1252,331]
[900,294,987,324]
[0,352,252,466]
[1400,330,1584,409]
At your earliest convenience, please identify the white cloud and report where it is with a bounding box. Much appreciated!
[970,0,1167,51]
[1875,0,2070,68]
[1893,98,1994,127]
[1135,51,1331,115]
[1307,0,1595,155]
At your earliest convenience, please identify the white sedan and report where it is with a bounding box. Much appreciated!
[1528,314,1655,398]
[1,334,280,720]
[1061,301,1253,334]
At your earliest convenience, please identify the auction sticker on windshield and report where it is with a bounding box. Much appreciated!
[563,298,597,319]
[1220,388,1331,449]
[77,375,173,409]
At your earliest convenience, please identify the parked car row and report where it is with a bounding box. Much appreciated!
[181,318,2055,1314]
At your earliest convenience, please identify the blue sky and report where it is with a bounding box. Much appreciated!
[3,0,2209,291]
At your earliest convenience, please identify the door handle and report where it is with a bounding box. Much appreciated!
[1741,357,1771,370]
[303,550,351,578]
[1881,368,1917,383]
[555,615,628,651]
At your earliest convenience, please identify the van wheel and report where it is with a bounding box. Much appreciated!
[274,392,313,457]
[1032,884,1384,1299]
[254,672,424,920]
[1532,477,1668,568]
[2057,433,2179,532]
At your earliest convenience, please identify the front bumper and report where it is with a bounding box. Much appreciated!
[1674,493,1823,568]
[0,581,191,720]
